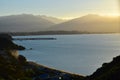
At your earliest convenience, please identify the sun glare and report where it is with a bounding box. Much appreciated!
[100,13,120,17]
[60,17,78,20]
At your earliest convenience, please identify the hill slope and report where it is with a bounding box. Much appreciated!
[0,14,55,32]
[40,15,66,24]
[87,55,120,80]
[48,14,120,33]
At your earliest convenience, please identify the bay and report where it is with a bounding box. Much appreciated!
[13,34,120,75]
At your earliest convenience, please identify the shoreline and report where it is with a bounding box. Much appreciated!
[0,31,119,36]
[28,61,85,76]
[26,61,85,80]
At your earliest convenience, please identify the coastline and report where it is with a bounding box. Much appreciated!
[0,31,119,36]
[27,61,85,79]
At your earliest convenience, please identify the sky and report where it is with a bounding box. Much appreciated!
[0,0,119,19]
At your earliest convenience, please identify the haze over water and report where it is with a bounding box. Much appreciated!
[14,34,120,75]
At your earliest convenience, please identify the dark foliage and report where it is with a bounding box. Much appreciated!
[0,54,33,80]
[0,34,25,50]
[86,55,120,80]
[18,55,27,64]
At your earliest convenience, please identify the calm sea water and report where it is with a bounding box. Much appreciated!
[13,34,120,75]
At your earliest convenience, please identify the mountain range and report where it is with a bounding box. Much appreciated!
[48,14,120,33]
[0,14,119,33]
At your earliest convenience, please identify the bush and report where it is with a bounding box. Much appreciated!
[18,55,27,64]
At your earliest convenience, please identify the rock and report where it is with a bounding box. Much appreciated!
[0,33,25,50]
[0,34,25,58]
[0,33,12,40]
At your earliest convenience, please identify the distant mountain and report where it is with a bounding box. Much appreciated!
[48,14,120,33]
[40,15,66,24]
[0,14,55,32]
[0,14,119,33]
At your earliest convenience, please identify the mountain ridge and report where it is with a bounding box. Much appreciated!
[0,14,119,33]
[48,14,120,33]
[0,14,56,32]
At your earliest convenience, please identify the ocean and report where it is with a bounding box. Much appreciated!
[13,34,120,75]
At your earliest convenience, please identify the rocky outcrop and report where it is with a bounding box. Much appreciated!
[86,55,120,80]
[0,34,25,58]
[0,34,12,40]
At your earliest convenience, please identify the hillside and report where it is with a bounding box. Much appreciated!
[40,15,66,24]
[48,14,120,33]
[0,14,55,32]
[86,55,120,80]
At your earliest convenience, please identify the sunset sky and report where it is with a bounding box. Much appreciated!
[0,0,119,19]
